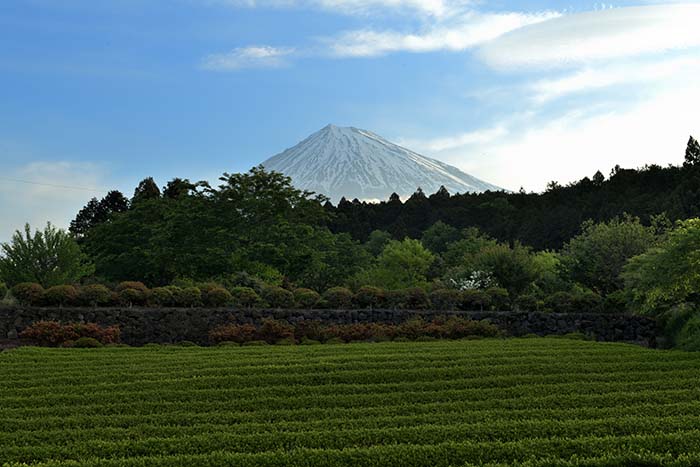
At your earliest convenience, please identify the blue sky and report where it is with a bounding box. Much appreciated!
[1,0,700,241]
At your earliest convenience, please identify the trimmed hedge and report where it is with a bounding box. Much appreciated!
[1,281,609,314]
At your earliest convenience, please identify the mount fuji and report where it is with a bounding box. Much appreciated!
[261,124,502,201]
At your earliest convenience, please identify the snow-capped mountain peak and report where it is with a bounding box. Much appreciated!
[261,125,502,201]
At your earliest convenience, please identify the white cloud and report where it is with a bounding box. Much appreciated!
[529,56,700,103]
[478,4,700,69]
[416,81,700,192]
[0,162,108,243]
[399,126,507,152]
[326,11,560,57]
[201,46,295,71]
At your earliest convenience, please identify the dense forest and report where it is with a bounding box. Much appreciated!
[328,136,700,250]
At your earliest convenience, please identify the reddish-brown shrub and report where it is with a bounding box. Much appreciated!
[258,318,295,344]
[72,322,121,344]
[19,321,120,346]
[396,318,428,340]
[323,323,395,342]
[209,323,257,344]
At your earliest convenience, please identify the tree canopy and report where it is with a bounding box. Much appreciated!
[0,223,94,287]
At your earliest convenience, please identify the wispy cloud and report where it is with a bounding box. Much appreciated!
[478,4,700,69]
[212,0,474,17]
[325,11,560,57]
[399,126,508,152]
[0,161,108,243]
[529,55,700,103]
[201,46,295,71]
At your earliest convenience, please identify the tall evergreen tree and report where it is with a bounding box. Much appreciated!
[132,177,161,204]
[684,136,700,167]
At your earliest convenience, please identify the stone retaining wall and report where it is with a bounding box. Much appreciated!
[0,306,660,347]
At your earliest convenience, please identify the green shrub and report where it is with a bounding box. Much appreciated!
[73,337,102,348]
[204,287,233,307]
[460,289,490,311]
[384,289,407,310]
[323,287,353,309]
[572,290,603,312]
[353,286,385,309]
[293,288,320,308]
[42,285,79,307]
[545,291,576,313]
[486,287,510,310]
[178,341,198,347]
[404,288,430,310]
[78,284,112,307]
[209,323,257,344]
[676,314,700,351]
[515,294,540,311]
[262,286,294,309]
[176,287,202,307]
[150,287,175,307]
[11,283,45,306]
[230,287,262,308]
[0,282,7,300]
[604,290,628,313]
[119,288,147,307]
[428,289,460,310]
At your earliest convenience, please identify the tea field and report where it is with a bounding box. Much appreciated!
[2,339,700,466]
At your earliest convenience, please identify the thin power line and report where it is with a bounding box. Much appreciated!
[0,177,108,193]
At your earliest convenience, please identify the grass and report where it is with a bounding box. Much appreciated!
[2,338,700,466]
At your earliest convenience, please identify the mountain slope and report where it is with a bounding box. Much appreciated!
[261,124,502,201]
